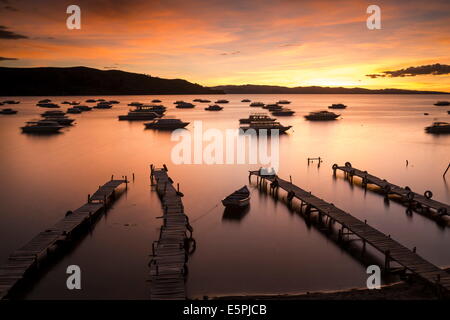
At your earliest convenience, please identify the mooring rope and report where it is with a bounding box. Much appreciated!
[190,203,220,224]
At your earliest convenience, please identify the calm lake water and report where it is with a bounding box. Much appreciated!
[0,94,449,299]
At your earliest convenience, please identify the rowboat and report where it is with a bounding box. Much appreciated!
[222,186,250,208]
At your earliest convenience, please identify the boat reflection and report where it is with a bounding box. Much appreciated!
[222,205,250,222]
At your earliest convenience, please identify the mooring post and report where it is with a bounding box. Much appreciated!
[385,250,391,271]
[177,183,180,193]
[111,175,114,181]
[132,173,135,181]
[125,176,128,189]
[87,194,91,203]
[289,175,292,184]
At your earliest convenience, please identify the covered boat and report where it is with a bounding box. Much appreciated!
[425,122,450,134]
[205,104,223,111]
[222,186,250,208]
[239,113,276,124]
[144,118,189,130]
[304,110,340,121]
[240,121,292,133]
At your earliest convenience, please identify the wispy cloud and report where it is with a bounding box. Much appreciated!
[367,63,450,78]
[0,25,27,39]
[0,56,18,61]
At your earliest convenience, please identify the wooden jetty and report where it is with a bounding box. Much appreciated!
[249,169,450,297]
[149,165,193,300]
[0,178,127,300]
[333,163,450,218]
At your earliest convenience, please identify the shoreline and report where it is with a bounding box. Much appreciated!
[208,268,450,300]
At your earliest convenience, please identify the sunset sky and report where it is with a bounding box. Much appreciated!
[0,0,449,91]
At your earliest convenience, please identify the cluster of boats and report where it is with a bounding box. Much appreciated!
[21,110,76,133]
[36,98,115,111]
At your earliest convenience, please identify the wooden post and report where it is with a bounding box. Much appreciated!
[125,176,128,189]
[289,175,292,183]
[132,173,135,181]
[111,175,114,181]
[385,250,391,271]
[87,194,90,203]
[177,183,180,192]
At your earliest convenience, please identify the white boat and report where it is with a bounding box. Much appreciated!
[222,186,250,208]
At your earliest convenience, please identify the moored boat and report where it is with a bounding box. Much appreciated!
[277,100,291,104]
[67,107,82,114]
[240,121,292,133]
[41,110,66,117]
[109,100,120,104]
[85,99,96,103]
[3,100,20,104]
[76,105,92,111]
[118,107,161,120]
[239,113,276,124]
[241,99,251,102]
[215,99,229,104]
[128,102,143,107]
[94,102,113,109]
[205,104,223,111]
[175,102,195,108]
[21,120,63,133]
[434,101,450,106]
[222,186,250,208]
[38,99,52,104]
[44,116,75,126]
[37,103,60,108]
[328,103,347,109]
[0,108,18,115]
[304,110,340,121]
[425,121,450,134]
[271,108,295,116]
[144,118,189,130]
[250,102,265,107]
[152,99,162,103]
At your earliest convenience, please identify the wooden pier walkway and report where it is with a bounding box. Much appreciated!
[149,165,193,300]
[333,163,450,218]
[0,178,127,300]
[249,170,450,297]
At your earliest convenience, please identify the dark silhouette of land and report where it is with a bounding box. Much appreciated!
[1,66,448,96]
[211,84,449,94]
[0,67,223,96]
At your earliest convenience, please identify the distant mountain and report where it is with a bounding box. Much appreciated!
[210,84,449,94]
[0,67,223,96]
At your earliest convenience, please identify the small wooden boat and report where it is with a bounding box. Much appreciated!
[3,100,20,104]
[109,100,120,104]
[175,102,195,108]
[215,99,229,104]
[241,99,251,102]
[93,102,112,109]
[144,118,189,130]
[250,102,265,107]
[222,186,250,208]
[38,99,52,104]
[434,101,450,106]
[0,108,18,115]
[152,99,162,103]
[76,105,92,111]
[41,110,66,117]
[277,100,291,104]
[85,99,96,103]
